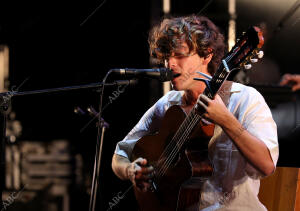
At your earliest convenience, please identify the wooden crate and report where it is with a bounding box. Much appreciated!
[258,167,300,211]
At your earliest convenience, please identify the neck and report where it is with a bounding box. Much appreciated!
[183,88,204,106]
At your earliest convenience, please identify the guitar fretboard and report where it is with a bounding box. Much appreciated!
[156,64,231,180]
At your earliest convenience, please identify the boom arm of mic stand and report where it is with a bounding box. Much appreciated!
[0,80,136,98]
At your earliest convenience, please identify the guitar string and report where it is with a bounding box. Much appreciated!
[157,113,201,179]
[155,70,231,180]
[154,65,226,179]
[154,109,196,175]
[154,40,256,185]
[155,62,226,178]
[155,74,222,179]
[156,57,234,177]
[153,41,253,181]
[153,52,235,180]
[155,47,251,181]
[154,110,197,178]
[156,112,200,179]
[157,115,200,179]
[154,100,199,167]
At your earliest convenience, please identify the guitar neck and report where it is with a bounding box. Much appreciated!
[162,64,230,161]
[204,61,231,99]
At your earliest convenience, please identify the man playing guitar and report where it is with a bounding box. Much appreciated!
[112,15,278,211]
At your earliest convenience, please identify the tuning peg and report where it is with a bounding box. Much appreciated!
[244,64,252,69]
[250,58,258,63]
[257,50,264,59]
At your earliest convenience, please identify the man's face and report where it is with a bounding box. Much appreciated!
[165,42,209,91]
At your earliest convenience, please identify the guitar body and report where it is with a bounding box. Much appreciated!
[131,105,214,211]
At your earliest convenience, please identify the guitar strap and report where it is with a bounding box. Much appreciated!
[218,80,233,107]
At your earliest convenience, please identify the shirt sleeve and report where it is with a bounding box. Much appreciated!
[238,87,279,177]
[114,95,166,159]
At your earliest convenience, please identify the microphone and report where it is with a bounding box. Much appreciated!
[110,68,173,82]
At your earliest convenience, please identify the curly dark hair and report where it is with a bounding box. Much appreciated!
[149,15,226,75]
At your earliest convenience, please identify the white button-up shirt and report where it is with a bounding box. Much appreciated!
[115,82,279,211]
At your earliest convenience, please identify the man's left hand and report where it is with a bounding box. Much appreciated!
[197,94,231,127]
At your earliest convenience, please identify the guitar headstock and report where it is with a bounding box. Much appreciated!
[199,26,264,98]
[226,26,264,71]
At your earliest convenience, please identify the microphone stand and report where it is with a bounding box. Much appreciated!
[0,79,134,210]
[89,69,113,211]
[89,117,109,211]
[0,102,8,208]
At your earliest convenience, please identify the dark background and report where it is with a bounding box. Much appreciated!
[0,0,299,210]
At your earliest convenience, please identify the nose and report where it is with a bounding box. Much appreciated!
[167,57,177,68]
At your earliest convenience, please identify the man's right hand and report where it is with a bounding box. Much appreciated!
[126,157,154,192]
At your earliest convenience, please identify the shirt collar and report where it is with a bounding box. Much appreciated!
[167,83,241,105]
[230,82,242,93]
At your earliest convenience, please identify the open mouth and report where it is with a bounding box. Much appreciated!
[173,73,181,78]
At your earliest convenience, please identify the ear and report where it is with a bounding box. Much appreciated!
[203,53,213,65]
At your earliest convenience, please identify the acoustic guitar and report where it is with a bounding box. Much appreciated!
[131,26,264,211]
